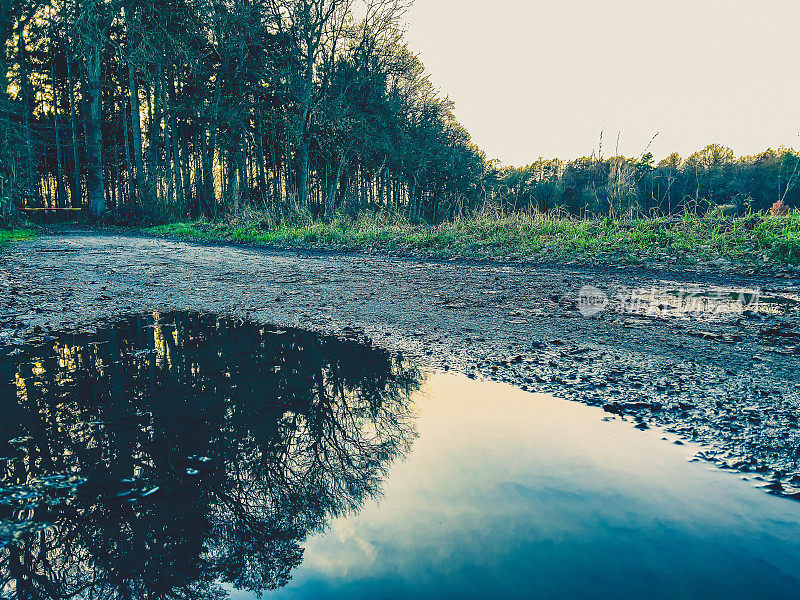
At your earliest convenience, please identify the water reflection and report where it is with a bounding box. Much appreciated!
[0,312,421,599]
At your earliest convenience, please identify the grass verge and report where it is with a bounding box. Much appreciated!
[143,209,800,267]
[0,227,37,245]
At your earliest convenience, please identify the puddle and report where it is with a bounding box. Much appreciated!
[2,312,800,598]
[1,312,421,597]
[599,283,800,320]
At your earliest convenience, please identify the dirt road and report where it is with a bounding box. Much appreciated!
[3,229,800,493]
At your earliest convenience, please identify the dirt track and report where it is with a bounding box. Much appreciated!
[3,229,800,493]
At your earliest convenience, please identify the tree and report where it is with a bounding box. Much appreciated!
[269,0,355,209]
[77,0,113,215]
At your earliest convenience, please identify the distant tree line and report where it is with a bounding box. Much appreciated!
[488,143,800,217]
[0,0,485,223]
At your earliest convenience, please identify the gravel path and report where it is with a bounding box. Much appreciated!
[3,229,800,495]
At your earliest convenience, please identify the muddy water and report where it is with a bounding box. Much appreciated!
[2,312,800,599]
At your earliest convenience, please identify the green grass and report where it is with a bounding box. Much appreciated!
[143,209,800,267]
[0,227,37,245]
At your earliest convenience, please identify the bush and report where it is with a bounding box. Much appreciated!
[771,199,790,217]
[100,203,172,227]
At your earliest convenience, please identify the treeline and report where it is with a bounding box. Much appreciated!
[489,144,800,217]
[0,0,485,223]
[1,1,798,226]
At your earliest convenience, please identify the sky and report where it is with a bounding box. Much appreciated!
[403,0,800,166]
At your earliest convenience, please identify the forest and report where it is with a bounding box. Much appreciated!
[1,0,485,225]
[1,0,799,228]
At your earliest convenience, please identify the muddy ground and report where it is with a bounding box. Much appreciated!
[3,229,800,496]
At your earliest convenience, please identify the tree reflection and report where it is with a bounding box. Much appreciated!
[0,312,421,599]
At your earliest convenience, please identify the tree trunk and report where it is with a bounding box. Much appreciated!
[51,60,67,208]
[296,52,314,209]
[326,155,344,217]
[0,0,16,213]
[145,80,154,185]
[193,128,203,218]
[0,0,10,90]
[257,121,268,205]
[271,143,280,205]
[148,74,162,198]
[122,91,134,208]
[167,71,183,209]
[126,28,144,200]
[18,33,37,204]
[0,0,11,174]
[297,121,310,209]
[66,46,81,207]
[228,153,239,212]
[203,66,223,214]
[85,42,105,215]
[235,123,247,211]
[180,119,192,211]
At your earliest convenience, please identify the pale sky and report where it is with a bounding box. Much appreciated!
[404,0,800,166]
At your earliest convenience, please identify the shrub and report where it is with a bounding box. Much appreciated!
[771,199,790,217]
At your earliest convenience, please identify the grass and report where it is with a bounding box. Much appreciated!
[143,209,800,266]
[0,227,37,245]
